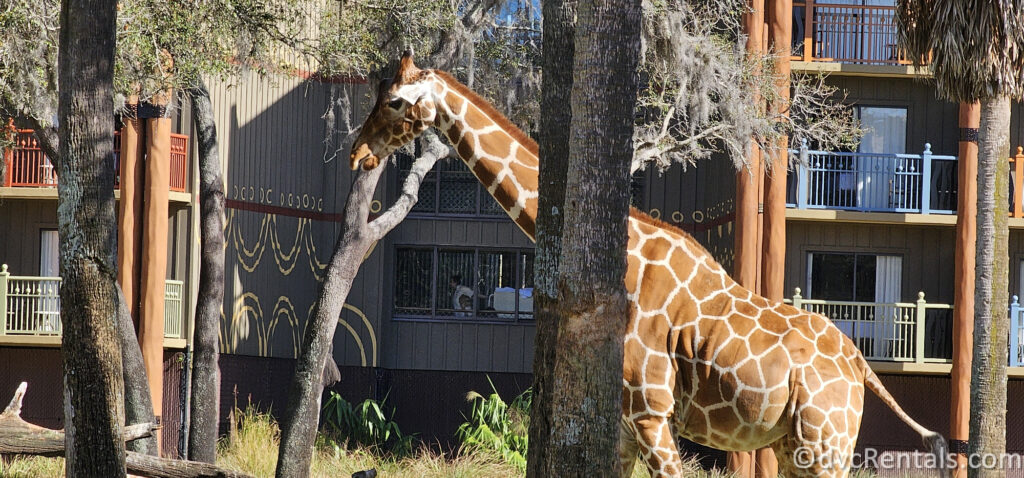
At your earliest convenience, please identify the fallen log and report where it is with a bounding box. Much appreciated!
[1,383,253,478]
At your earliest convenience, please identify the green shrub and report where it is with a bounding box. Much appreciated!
[321,391,412,455]
[456,379,531,472]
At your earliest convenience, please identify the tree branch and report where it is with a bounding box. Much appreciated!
[367,131,450,238]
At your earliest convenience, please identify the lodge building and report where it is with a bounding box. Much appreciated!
[2,0,1024,472]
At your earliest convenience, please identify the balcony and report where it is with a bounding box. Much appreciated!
[789,289,1024,370]
[793,0,910,65]
[787,144,958,215]
[3,129,188,193]
[0,264,187,343]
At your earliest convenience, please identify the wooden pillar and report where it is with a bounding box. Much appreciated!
[117,107,145,324]
[949,101,979,478]
[754,0,792,475]
[730,1,766,475]
[138,115,171,446]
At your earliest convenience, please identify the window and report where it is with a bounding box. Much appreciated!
[397,154,506,217]
[394,247,535,321]
[39,229,58,277]
[857,106,907,155]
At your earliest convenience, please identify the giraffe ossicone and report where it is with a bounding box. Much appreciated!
[350,51,950,478]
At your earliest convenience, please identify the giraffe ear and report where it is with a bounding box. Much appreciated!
[394,83,429,106]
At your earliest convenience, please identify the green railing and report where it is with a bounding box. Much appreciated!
[0,264,186,340]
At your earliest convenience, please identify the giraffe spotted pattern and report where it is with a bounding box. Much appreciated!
[349,52,949,478]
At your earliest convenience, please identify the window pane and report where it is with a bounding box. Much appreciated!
[518,253,535,320]
[437,250,476,316]
[480,194,506,216]
[438,159,477,214]
[858,107,907,154]
[810,253,856,300]
[395,249,434,315]
[477,251,516,320]
[854,255,877,302]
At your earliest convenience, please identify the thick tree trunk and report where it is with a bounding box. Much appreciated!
[526,0,575,475]
[545,0,640,474]
[968,95,1010,478]
[187,79,225,464]
[275,133,447,477]
[56,0,125,474]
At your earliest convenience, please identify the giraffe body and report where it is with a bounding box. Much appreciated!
[350,52,949,478]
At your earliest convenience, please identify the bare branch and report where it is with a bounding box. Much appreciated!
[367,131,451,238]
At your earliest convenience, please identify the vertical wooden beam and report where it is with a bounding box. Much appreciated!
[730,1,765,474]
[1013,147,1024,218]
[802,0,814,61]
[3,119,13,187]
[756,0,791,473]
[138,115,172,448]
[117,107,145,325]
[949,101,979,478]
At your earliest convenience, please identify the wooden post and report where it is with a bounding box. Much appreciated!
[802,0,814,61]
[0,264,8,336]
[117,106,145,324]
[730,0,766,474]
[949,100,979,478]
[914,292,926,364]
[1013,147,1024,218]
[1011,296,1021,367]
[921,144,932,215]
[139,115,172,447]
[3,119,14,187]
[756,0,791,474]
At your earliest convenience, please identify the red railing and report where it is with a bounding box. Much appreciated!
[2,129,188,193]
[792,0,924,66]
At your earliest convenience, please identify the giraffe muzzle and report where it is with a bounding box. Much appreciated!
[350,143,374,170]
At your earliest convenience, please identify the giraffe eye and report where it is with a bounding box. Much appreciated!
[387,98,404,110]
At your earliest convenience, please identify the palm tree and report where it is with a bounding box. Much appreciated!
[897,2,1024,477]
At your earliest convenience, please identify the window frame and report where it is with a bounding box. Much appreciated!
[392,245,536,324]
[805,251,903,301]
[395,153,510,220]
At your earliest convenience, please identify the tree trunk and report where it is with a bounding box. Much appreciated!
[968,94,1010,478]
[546,0,641,473]
[56,0,125,475]
[119,286,160,456]
[275,132,448,477]
[526,0,575,475]
[187,79,225,464]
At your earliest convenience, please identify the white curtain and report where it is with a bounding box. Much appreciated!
[873,255,903,357]
[858,107,907,210]
[39,230,58,277]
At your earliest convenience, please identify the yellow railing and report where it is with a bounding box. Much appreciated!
[0,264,186,340]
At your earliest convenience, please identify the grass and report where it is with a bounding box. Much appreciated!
[0,410,935,478]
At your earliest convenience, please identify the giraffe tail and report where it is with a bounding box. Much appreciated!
[863,366,951,478]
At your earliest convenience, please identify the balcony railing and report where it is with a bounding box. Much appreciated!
[789,289,953,363]
[3,129,188,192]
[792,0,920,65]
[790,289,1024,367]
[0,264,186,340]
[787,144,958,214]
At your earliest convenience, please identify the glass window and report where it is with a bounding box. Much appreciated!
[394,247,534,321]
[857,106,907,154]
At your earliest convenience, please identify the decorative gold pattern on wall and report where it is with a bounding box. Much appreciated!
[225,209,329,280]
[221,207,379,365]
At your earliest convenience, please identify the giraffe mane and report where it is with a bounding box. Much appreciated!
[628,209,719,261]
[430,70,540,156]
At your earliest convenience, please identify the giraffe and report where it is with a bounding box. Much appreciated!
[349,51,949,478]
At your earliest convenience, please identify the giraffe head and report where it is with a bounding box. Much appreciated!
[349,51,439,170]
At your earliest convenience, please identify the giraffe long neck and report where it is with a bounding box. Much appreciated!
[430,72,540,241]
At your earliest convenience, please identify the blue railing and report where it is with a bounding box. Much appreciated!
[788,143,958,214]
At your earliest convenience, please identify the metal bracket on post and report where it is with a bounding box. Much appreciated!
[915,291,926,364]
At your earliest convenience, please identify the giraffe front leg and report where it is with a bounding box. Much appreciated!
[632,414,684,478]
[619,417,641,478]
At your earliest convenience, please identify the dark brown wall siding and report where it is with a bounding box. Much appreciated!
[0,200,57,275]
